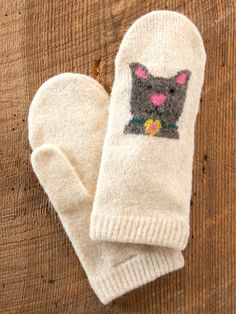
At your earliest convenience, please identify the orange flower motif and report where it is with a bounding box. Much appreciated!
[144,119,162,136]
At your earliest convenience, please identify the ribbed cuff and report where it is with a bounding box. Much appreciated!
[90,215,189,250]
[91,248,184,304]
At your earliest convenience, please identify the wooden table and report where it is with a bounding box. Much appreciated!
[1,1,235,313]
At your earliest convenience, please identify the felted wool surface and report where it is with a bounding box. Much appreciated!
[90,11,206,250]
[28,73,184,304]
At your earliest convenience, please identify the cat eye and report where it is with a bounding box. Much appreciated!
[147,84,152,90]
[169,88,175,94]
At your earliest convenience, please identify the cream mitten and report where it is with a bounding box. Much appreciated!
[28,73,184,304]
[90,11,206,250]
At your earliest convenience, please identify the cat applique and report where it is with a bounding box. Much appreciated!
[124,63,191,139]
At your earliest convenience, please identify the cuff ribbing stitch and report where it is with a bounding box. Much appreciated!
[90,215,189,250]
[91,248,184,304]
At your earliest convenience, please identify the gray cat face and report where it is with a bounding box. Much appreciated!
[129,63,191,123]
[124,63,191,139]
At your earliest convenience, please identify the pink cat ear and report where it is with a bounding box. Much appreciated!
[175,71,190,85]
[134,65,148,80]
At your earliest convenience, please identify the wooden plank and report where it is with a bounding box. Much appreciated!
[0,0,235,313]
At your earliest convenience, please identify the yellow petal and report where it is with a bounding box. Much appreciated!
[144,119,162,136]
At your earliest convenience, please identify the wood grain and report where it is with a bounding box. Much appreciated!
[0,0,235,313]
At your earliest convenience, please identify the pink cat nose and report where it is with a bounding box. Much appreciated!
[150,93,166,106]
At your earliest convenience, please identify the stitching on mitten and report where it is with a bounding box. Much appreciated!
[124,63,191,139]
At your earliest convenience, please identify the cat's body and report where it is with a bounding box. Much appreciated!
[125,118,179,139]
[124,63,191,139]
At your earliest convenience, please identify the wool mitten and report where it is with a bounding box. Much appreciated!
[28,73,184,304]
[90,11,206,250]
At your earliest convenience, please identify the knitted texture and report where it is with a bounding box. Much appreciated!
[90,11,206,250]
[28,73,184,304]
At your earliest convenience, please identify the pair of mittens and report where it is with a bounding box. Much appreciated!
[28,11,206,304]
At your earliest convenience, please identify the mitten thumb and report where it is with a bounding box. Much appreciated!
[31,144,89,214]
